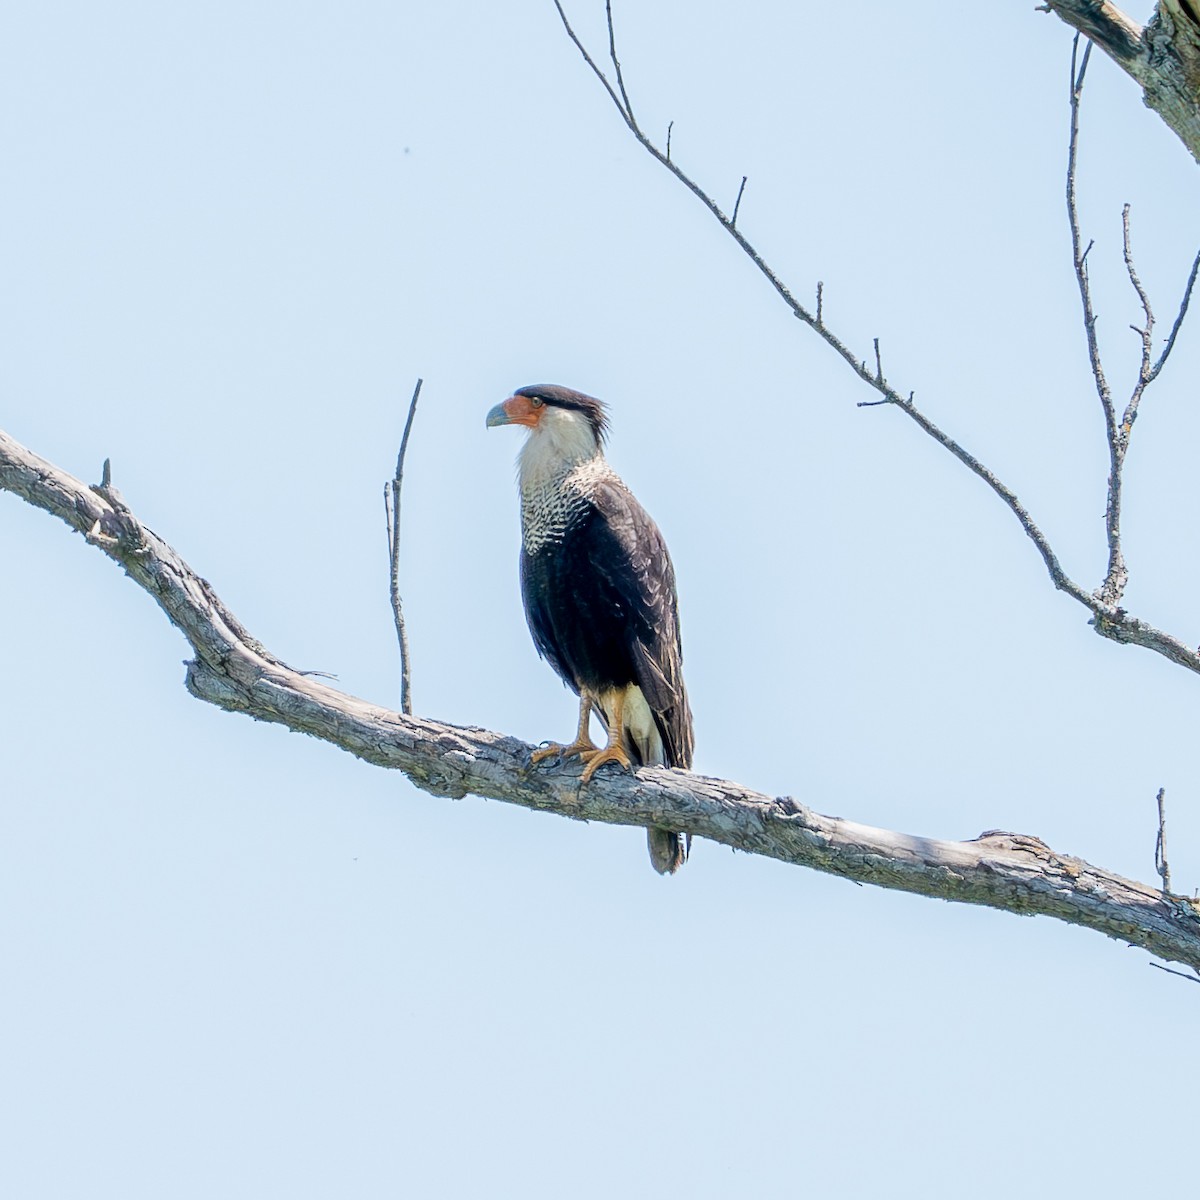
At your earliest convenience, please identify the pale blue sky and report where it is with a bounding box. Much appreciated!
[3,3,1198,1196]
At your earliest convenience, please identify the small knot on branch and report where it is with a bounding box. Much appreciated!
[90,456,132,516]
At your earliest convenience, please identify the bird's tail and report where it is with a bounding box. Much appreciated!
[605,696,690,875]
[647,828,690,875]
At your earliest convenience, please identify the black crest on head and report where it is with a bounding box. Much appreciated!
[516,384,610,445]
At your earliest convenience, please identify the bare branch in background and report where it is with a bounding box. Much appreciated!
[553,2,1200,681]
[3,424,1200,970]
[384,378,422,716]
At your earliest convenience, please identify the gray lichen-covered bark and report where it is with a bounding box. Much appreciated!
[4,425,1199,972]
[1042,1,1200,163]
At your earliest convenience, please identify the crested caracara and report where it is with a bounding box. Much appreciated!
[486,384,694,875]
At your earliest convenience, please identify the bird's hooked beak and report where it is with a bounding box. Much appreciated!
[486,394,542,429]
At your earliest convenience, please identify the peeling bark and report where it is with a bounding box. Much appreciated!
[1042,1,1200,163]
[4,426,1199,972]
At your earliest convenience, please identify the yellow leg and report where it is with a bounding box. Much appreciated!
[579,690,633,783]
[531,695,599,765]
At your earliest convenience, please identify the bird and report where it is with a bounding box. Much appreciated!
[486,384,694,874]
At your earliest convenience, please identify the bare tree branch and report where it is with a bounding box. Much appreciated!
[554,2,1200,680]
[384,378,422,715]
[3,425,1200,970]
[1039,1,1200,165]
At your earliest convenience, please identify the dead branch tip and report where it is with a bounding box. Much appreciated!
[386,377,424,715]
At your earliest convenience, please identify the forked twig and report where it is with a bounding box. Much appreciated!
[604,0,634,119]
[384,378,423,715]
[1065,35,1200,610]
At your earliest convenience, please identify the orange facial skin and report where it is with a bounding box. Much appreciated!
[485,393,546,429]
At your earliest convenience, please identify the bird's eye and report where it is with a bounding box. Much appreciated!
[530,396,544,408]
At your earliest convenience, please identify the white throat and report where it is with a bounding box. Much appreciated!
[515,407,613,553]
[516,405,601,493]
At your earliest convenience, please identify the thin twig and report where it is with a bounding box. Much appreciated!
[731,175,747,228]
[1066,39,1109,426]
[605,0,634,118]
[816,281,823,327]
[387,378,422,716]
[1155,786,1172,897]
[1149,962,1200,984]
[1119,204,1153,448]
[666,119,673,161]
[1122,204,1154,384]
[1068,37,1109,433]
[1111,204,1155,575]
[873,338,883,385]
[1149,247,1200,383]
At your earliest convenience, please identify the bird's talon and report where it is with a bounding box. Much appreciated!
[532,737,598,766]
[579,745,633,784]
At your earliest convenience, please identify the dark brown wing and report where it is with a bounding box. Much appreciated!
[584,477,693,769]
